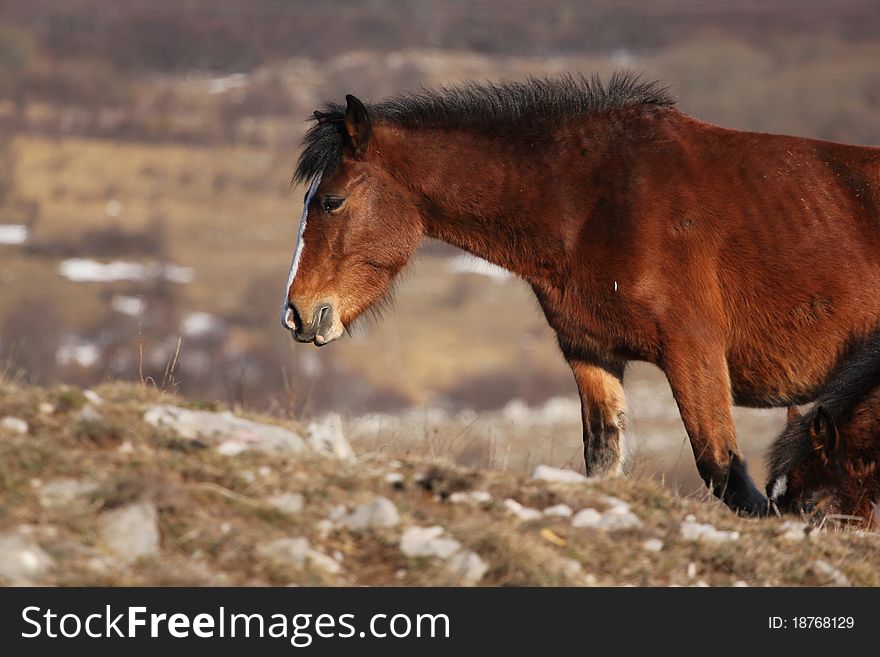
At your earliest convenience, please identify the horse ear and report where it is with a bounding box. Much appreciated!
[314,110,334,124]
[786,405,800,423]
[809,406,839,462]
[343,94,371,157]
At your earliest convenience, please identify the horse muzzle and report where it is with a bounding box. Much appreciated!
[283,301,340,346]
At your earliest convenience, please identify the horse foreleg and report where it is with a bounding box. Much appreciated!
[568,358,627,478]
[662,340,768,516]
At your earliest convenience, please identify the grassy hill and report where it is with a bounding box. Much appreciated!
[1,380,876,586]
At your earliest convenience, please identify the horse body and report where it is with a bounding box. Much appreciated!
[283,76,880,514]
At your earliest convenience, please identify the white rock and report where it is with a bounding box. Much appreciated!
[446,550,488,585]
[680,515,740,544]
[340,497,400,531]
[308,413,355,460]
[217,440,249,456]
[307,549,341,574]
[601,496,630,511]
[384,472,404,486]
[561,558,583,578]
[503,498,543,521]
[400,526,461,559]
[83,390,103,405]
[732,580,749,587]
[449,490,492,505]
[687,562,698,579]
[642,538,664,552]
[0,417,28,434]
[327,505,348,522]
[532,465,589,484]
[257,537,310,567]
[266,493,304,516]
[0,533,54,583]
[810,560,850,586]
[777,520,808,542]
[38,478,98,509]
[543,504,573,518]
[38,402,55,415]
[144,405,307,455]
[98,502,160,562]
[77,404,103,424]
[596,507,642,530]
[571,508,603,528]
[572,506,641,531]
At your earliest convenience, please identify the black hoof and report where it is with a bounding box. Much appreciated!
[716,454,769,517]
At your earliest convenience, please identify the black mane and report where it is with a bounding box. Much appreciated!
[294,72,673,184]
[768,330,880,476]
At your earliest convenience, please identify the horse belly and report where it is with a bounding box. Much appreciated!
[725,282,880,408]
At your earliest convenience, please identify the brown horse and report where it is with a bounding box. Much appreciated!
[281,74,880,515]
[767,332,880,528]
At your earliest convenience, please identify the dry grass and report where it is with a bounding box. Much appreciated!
[1,380,877,587]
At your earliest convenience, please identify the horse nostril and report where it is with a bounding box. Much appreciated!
[287,302,303,331]
[318,305,331,325]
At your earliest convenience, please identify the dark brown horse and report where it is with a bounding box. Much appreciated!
[281,74,880,515]
[767,332,880,528]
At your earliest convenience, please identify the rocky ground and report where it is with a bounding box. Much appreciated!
[1,381,877,587]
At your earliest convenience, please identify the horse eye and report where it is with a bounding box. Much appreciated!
[322,197,345,213]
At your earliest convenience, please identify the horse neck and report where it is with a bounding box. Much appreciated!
[375,123,582,287]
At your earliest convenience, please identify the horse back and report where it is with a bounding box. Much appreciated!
[578,111,880,405]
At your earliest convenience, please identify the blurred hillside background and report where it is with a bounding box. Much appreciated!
[1,0,879,491]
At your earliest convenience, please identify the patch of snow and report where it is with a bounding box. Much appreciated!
[59,258,193,284]
[181,311,222,337]
[56,339,101,368]
[0,224,28,245]
[207,73,247,94]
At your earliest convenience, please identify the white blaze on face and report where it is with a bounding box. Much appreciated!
[281,172,322,330]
